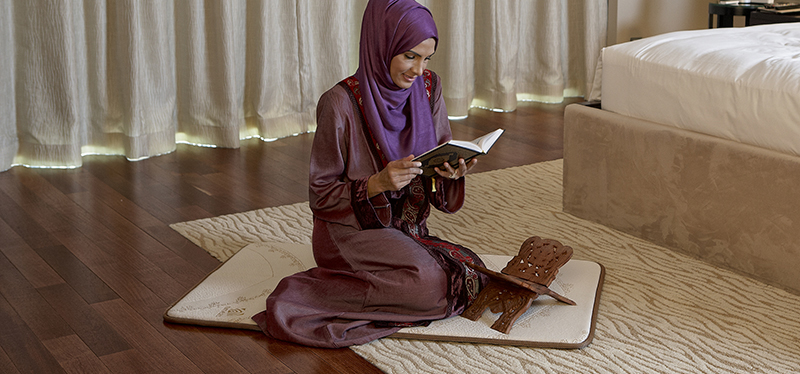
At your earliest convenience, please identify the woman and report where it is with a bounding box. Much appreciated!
[252,0,487,348]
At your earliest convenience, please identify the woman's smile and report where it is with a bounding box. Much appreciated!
[390,38,436,89]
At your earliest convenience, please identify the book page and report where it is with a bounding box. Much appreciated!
[474,128,504,152]
[447,140,483,153]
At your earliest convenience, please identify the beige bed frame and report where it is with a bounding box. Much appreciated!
[563,103,800,295]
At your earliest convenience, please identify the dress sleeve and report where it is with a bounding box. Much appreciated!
[308,85,392,230]
[427,71,466,214]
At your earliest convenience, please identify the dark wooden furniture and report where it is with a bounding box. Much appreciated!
[462,236,574,334]
[708,3,762,28]
[750,10,800,25]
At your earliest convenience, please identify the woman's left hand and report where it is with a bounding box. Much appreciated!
[434,158,477,180]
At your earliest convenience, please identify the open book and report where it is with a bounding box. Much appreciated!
[414,128,504,177]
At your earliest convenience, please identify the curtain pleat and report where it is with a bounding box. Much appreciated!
[105,1,176,159]
[175,0,246,148]
[13,0,88,168]
[0,0,17,168]
[424,0,475,118]
[0,0,606,172]
[435,0,607,114]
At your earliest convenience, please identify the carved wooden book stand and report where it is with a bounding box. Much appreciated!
[461,236,574,334]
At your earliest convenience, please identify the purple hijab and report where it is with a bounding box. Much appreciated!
[354,0,439,162]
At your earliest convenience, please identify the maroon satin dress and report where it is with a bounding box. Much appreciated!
[252,71,486,348]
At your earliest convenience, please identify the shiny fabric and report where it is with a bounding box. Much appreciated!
[252,69,485,348]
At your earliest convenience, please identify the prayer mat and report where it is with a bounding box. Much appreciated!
[164,241,605,348]
[169,160,800,374]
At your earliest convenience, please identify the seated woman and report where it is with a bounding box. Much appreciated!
[252,0,487,348]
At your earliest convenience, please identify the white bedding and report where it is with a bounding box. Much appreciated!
[594,23,800,157]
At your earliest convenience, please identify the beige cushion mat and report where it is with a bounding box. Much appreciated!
[164,241,604,348]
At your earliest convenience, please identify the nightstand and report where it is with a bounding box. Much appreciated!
[750,10,800,25]
[708,3,762,28]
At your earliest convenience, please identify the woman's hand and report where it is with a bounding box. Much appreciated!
[367,155,423,197]
[434,158,477,180]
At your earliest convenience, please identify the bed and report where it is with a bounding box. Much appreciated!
[563,23,800,295]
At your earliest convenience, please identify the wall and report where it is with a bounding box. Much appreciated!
[610,0,712,44]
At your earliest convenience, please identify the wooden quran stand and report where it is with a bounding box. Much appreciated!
[461,236,575,334]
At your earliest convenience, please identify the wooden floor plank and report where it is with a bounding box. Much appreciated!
[311,348,385,374]
[65,189,209,288]
[159,324,292,374]
[0,253,74,342]
[6,181,206,307]
[99,349,161,374]
[38,227,186,308]
[78,161,199,224]
[0,174,121,248]
[0,207,28,250]
[0,189,62,250]
[34,245,119,304]
[0,345,21,374]
[33,168,88,195]
[53,232,174,314]
[142,321,253,374]
[92,299,204,374]
[37,283,131,357]
[42,334,112,374]
[141,224,221,273]
[65,173,164,229]
[0,292,66,373]
[253,337,364,374]
[0,241,63,289]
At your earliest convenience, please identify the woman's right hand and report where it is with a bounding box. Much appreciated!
[367,155,422,197]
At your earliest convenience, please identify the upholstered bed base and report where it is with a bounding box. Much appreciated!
[563,104,800,295]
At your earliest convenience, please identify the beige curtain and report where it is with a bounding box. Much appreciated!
[0,0,606,171]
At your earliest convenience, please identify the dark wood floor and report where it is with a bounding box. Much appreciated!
[0,98,581,373]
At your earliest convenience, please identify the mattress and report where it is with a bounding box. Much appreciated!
[595,23,800,157]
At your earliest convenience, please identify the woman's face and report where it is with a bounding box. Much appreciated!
[389,38,436,90]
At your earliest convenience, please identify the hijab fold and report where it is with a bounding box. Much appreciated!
[354,0,439,162]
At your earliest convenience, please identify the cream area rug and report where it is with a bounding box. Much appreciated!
[170,160,800,374]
